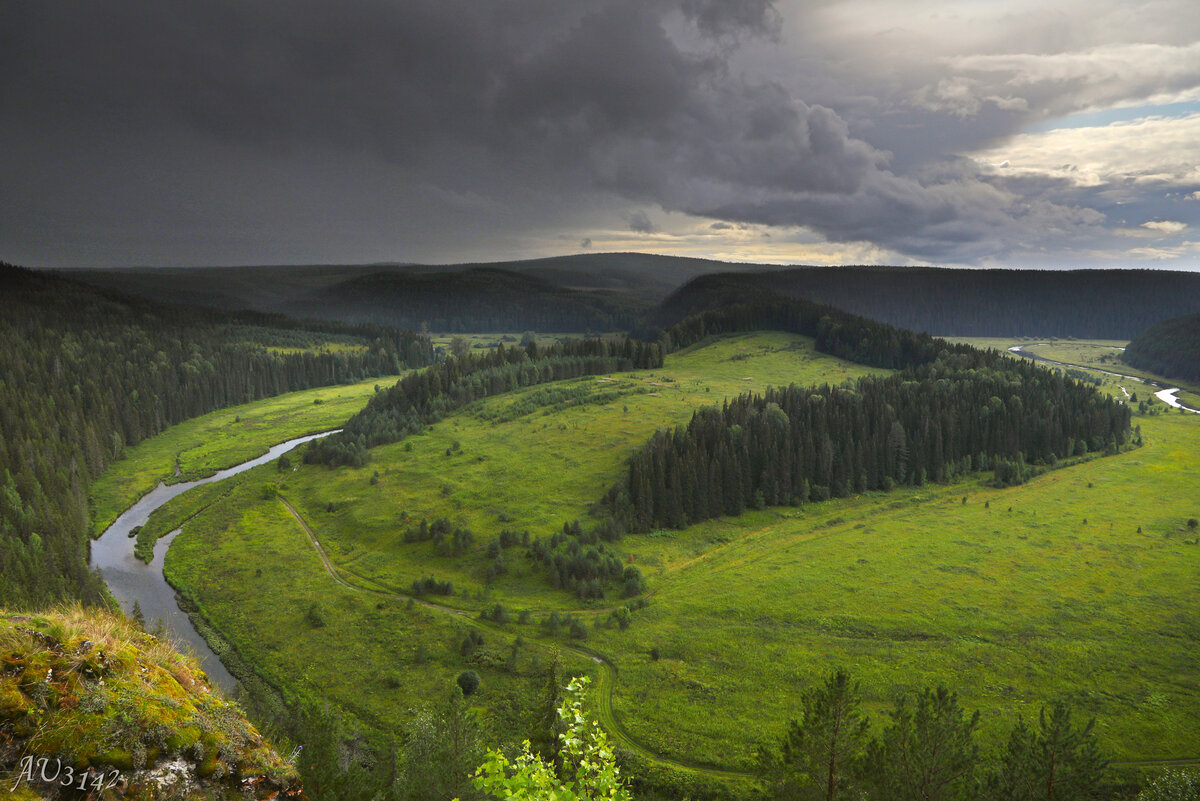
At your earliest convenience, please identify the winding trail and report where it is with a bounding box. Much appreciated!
[277,495,1200,773]
[276,495,751,783]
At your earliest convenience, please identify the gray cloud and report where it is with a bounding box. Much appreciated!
[1,0,1197,267]
[628,210,656,234]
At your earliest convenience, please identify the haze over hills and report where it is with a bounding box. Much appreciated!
[64,254,1200,340]
[62,253,770,330]
[651,265,1200,339]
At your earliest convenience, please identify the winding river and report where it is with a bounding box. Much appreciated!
[89,430,340,694]
[1007,344,1200,414]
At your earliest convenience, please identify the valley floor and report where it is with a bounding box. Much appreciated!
[92,333,1200,789]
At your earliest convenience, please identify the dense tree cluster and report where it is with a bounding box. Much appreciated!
[527,523,629,601]
[606,351,1130,532]
[1123,312,1200,383]
[307,337,663,466]
[650,296,949,370]
[411,576,455,596]
[0,263,432,609]
[653,266,1200,339]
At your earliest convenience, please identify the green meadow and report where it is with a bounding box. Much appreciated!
[90,375,400,535]
[99,331,1200,784]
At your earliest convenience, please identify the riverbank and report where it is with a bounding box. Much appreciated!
[89,431,340,695]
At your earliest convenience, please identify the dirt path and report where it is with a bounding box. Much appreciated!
[276,494,752,783]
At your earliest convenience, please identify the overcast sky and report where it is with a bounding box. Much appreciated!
[3,1,1200,269]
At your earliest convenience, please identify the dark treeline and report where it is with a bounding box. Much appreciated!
[306,337,663,466]
[0,263,433,609]
[607,302,1130,533]
[647,296,947,369]
[1123,312,1200,383]
[652,267,1200,339]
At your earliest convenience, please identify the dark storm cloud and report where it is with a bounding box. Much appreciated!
[2,0,1192,266]
[1,0,935,264]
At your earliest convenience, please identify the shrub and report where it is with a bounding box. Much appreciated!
[457,670,481,697]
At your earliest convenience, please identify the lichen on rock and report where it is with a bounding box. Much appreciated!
[1,605,307,800]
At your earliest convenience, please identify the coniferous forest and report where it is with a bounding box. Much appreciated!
[603,300,1132,532]
[0,263,432,609]
[1122,312,1200,383]
[608,356,1129,532]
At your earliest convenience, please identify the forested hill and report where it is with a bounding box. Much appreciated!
[1123,312,1200,382]
[652,267,1200,338]
[286,267,649,332]
[63,253,769,330]
[0,263,433,609]
[605,300,1131,534]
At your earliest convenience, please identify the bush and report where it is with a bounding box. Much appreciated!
[610,607,631,630]
[1138,768,1200,801]
[305,603,327,628]
[412,576,454,596]
[457,670,481,696]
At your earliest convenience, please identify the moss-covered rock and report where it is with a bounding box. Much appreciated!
[0,605,307,800]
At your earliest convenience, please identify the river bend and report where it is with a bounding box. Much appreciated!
[89,430,339,694]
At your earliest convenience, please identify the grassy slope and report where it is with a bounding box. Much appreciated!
[593,411,1200,768]
[270,332,879,610]
[90,375,399,536]
[111,333,1200,780]
[151,333,879,761]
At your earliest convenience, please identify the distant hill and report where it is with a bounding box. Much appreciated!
[650,266,1200,339]
[286,266,649,332]
[1123,313,1200,383]
[62,256,1200,338]
[60,253,772,331]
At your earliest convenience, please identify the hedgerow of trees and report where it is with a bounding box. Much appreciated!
[0,263,432,609]
[306,336,663,466]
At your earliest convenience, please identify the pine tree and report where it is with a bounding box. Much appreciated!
[762,668,870,801]
[862,685,980,801]
[988,702,1108,801]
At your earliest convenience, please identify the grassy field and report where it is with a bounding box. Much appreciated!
[590,410,1200,767]
[250,332,880,611]
[106,332,1200,786]
[163,477,595,742]
[90,376,400,536]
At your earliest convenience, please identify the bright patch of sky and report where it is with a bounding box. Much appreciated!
[1025,100,1200,133]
